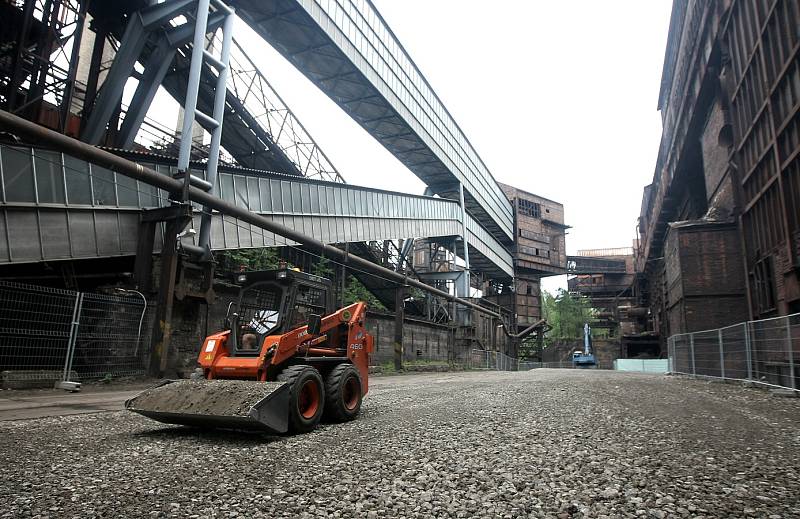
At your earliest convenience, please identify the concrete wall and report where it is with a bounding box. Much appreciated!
[365,312,461,365]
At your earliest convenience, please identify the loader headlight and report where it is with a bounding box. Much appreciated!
[277,271,287,279]
[236,274,247,283]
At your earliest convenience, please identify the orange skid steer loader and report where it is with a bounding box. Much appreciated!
[126,269,374,434]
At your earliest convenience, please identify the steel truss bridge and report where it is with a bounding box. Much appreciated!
[0,0,517,298]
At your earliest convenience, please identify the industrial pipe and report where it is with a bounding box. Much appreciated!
[503,318,548,339]
[0,110,504,319]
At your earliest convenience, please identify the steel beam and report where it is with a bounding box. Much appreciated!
[81,16,152,144]
[118,40,177,148]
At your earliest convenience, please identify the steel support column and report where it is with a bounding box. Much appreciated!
[394,285,405,372]
[147,204,193,376]
[458,181,470,297]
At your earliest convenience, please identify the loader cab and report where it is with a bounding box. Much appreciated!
[227,269,334,357]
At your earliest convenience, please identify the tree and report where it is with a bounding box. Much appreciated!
[215,247,280,272]
[542,288,593,340]
[311,256,334,278]
[343,275,385,310]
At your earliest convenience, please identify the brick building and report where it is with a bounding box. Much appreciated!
[490,183,568,331]
[635,0,800,345]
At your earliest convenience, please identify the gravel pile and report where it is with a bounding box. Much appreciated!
[2,369,799,518]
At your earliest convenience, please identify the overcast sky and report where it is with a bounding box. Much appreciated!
[147,1,673,293]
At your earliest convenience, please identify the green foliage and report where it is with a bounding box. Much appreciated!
[216,247,280,272]
[343,275,386,310]
[542,288,594,340]
[518,336,543,360]
[311,256,335,278]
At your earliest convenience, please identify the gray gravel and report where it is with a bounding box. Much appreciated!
[1,369,799,518]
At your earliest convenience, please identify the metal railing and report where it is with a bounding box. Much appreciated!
[668,313,799,392]
[0,281,153,387]
[466,349,574,371]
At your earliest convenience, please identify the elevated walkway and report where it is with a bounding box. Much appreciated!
[0,143,513,278]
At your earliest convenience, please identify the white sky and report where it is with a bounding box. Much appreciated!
[145,1,673,293]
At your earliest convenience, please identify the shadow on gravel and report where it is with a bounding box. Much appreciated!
[132,426,282,445]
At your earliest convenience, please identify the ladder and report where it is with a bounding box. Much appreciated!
[176,0,235,257]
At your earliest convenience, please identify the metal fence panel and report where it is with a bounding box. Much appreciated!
[72,292,153,379]
[668,313,799,392]
[0,281,78,385]
[0,281,152,386]
[465,349,574,371]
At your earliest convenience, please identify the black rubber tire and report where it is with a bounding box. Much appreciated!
[277,365,325,434]
[323,363,363,423]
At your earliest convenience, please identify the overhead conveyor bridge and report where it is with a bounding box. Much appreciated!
[227,0,515,244]
[0,144,513,279]
[84,0,515,244]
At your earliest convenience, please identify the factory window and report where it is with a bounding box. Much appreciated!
[518,198,541,218]
[64,155,91,204]
[2,146,35,202]
[752,257,776,314]
[34,150,65,204]
[526,285,532,295]
[91,165,117,206]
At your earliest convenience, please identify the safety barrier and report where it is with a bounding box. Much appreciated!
[668,313,799,392]
[0,281,153,387]
[467,349,574,371]
[614,358,669,373]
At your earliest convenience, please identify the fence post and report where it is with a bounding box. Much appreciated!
[718,329,725,379]
[744,321,753,380]
[667,337,673,373]
[689,334,696,376]
[786,317,796,390]
[61,293,84,384]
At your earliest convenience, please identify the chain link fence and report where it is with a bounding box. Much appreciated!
[668,313,799,391]
[466,349,574,371]
[0,281,154,388]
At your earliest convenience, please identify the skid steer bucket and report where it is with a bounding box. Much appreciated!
[126,379,291,433]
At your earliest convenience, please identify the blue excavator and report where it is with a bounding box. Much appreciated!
[572,323,597,368]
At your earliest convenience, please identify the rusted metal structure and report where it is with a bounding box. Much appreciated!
[487,184,568,333]
[635,0,800,345]
[0,0,552,377]
[567,247,658,357]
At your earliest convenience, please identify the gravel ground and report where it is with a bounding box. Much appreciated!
[2,369,799,518]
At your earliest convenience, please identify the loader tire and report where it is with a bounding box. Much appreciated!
[324,363,362,423]
[278,365,325,434]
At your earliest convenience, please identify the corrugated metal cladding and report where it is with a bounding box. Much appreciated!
[230,0,515,243]
[0,145,513,278]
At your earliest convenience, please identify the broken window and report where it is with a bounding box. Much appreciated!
[752,257,776,314]
[518,198,541,218]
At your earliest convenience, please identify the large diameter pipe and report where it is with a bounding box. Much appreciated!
[507,318,548,340]
[0,110,502,319]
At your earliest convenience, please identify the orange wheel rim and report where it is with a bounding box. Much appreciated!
[343,376,360,411]
[298,380,320,419]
